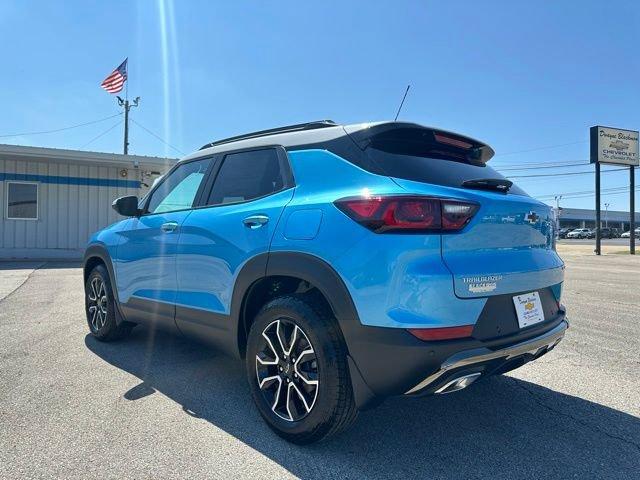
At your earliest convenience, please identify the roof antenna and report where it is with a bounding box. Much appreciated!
[394,84,411,121]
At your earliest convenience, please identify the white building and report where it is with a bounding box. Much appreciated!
[0,144,176,259]
[558,207,640,231]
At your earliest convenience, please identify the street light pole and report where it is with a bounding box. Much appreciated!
[604,202,609,228]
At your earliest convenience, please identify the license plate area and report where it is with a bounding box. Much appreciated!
[512,291,544,329]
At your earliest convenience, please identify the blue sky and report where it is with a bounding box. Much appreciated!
[0,1,638,210]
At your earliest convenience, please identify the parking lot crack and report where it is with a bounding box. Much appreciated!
[507,377,640,453]
[0,263,45,305]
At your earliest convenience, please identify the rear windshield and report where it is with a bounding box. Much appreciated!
[364,148,527,195]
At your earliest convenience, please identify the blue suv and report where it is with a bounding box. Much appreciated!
[83,120,568,444]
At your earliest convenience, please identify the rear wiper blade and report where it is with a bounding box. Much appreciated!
[462,178,513,193]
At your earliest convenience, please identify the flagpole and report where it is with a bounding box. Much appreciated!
[121,96,140,156]
[125,58,129,103]
[124,57,129,155]
[123,98,129,155]
[103,58,138,158]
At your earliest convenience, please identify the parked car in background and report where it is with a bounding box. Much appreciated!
[558,228,571,239]
[586,228,618,239]
[599,227,619,239]
[621,229,640,238]
[567,228,591,239]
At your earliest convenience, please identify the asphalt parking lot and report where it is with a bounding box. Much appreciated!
[1,252,639,479]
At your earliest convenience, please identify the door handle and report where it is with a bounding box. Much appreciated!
[243,215,269,229]
[161,221,179,233]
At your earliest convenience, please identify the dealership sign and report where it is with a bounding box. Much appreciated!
[590,126,639,166]
[590,125,638,256]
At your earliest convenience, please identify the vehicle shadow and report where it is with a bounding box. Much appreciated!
[85,327,640,480]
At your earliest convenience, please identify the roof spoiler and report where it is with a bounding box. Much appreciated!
[343,122,495,164]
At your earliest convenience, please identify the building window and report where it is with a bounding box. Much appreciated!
[6,182,38,220]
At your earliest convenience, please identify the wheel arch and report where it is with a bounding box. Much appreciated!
[233,251,378,410]
[83,244,124,309]
[233,252,362,358]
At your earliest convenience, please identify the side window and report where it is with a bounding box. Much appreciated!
[207,149,285,206]
[146,158,211,214]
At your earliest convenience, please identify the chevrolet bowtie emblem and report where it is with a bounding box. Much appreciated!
[525,211,539,225]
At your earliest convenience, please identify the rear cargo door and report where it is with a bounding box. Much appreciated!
[390,177,563,298]
[440,189,562,298]
[350,124,564,299]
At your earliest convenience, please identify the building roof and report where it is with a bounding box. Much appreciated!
[559,207,640,222]
[0,143,178,169]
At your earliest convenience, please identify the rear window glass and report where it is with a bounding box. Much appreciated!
[364,148,526,195]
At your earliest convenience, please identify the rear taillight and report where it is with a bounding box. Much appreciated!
[334,195,478,233]
[407,325,474,341]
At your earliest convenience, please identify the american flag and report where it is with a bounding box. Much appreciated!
[101,59,128,94]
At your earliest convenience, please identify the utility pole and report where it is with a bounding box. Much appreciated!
[554,195,562,232]
[117,96,140,155]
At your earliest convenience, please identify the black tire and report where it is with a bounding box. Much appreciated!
[246,294,358,444]
[84,264,134,342]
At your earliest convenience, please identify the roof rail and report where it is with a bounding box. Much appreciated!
[199,120,338,150]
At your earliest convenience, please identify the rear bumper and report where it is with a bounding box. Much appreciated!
[404,319,567,395]
[344,312,568,408]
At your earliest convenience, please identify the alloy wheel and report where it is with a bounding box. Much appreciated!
[87,277,108,331]
[255,318,319,422]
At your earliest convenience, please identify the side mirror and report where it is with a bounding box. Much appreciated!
[112,195,141,217]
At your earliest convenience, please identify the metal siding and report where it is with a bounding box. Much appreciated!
[0,157,4,248]
[14,160,26,248]
[77,164,89,248]
[37,160,48,249]
[59,163,69,248]
[3,158,16,248]
[68,163,79,249]
[24,160,38,248]
[108,167,119,227]
[0,158,151,258]
[99,166,107,231]
[47,161,58,249]
[87,165,98,241]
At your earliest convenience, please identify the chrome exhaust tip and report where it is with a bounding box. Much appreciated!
[434,372,482,394]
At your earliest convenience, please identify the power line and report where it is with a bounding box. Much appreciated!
[493,140,588,157]
[496,161,588,172]
[537,185,629,199]
[569,189,637,199]
[537,188,639,201]
[130,119,185,155]
[507,167,628,179]
[492,158,589,167]
[79,120,123,149]
[0,113,123,139]
[537,187,635,200]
